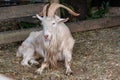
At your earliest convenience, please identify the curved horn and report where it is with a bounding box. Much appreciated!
[48,3,80,17]
[39,3,50,17]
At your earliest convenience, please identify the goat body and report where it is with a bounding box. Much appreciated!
[17,20,75,74]
[36,15,75,75]
[17,3,79,75]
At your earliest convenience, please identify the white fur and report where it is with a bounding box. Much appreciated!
[16,31,41,67]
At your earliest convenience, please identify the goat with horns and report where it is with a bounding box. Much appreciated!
[35,3,80,75]
[17,3,79,75]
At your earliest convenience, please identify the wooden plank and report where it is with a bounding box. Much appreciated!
[0,16,120,44]
[0,3,45,20]
[0,28,40,44]
[108,7,120,16]
[92,7,120,16]
[68,16,120,32]
[5,7,120,23]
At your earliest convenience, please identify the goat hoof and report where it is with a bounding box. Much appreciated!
[35,69,43,75]
[30,60,39,66]
[34,62,39,65]
[65,71,73,76]
[21,62,31,67]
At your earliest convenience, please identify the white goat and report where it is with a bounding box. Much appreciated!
[17,3,79,75]
[35,3,79,75]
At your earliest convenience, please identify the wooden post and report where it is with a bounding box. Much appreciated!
[50,0,59,3]
[0,3,45,20]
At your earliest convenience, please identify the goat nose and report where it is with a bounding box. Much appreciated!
[44,35,48,39]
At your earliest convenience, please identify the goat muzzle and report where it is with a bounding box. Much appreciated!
[44,35,49,40]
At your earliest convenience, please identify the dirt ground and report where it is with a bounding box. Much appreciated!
[0,26,120,80]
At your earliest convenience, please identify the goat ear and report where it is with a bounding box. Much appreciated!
[58,18,69,23]
[36,14,43,21]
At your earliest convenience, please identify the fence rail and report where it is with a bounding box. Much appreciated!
[0,1,120,44]
[0,3,45,20]
[0,16,120,44]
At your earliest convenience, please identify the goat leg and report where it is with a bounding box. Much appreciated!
[21,57,31,67]
[64,51,73,75]
[29,58,39,65]
[35,62,49,74]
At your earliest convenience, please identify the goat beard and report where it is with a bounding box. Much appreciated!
[44,34,59,69]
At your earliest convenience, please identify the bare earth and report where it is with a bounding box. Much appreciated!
[0,26,120,80]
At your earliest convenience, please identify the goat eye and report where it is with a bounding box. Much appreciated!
[52,23,55,25]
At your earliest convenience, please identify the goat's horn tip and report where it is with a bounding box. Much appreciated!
[32,14,40,18]
[76,13,80,16]
[32,15,37,18]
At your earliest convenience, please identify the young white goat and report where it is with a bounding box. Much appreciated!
[17,3,79,75]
